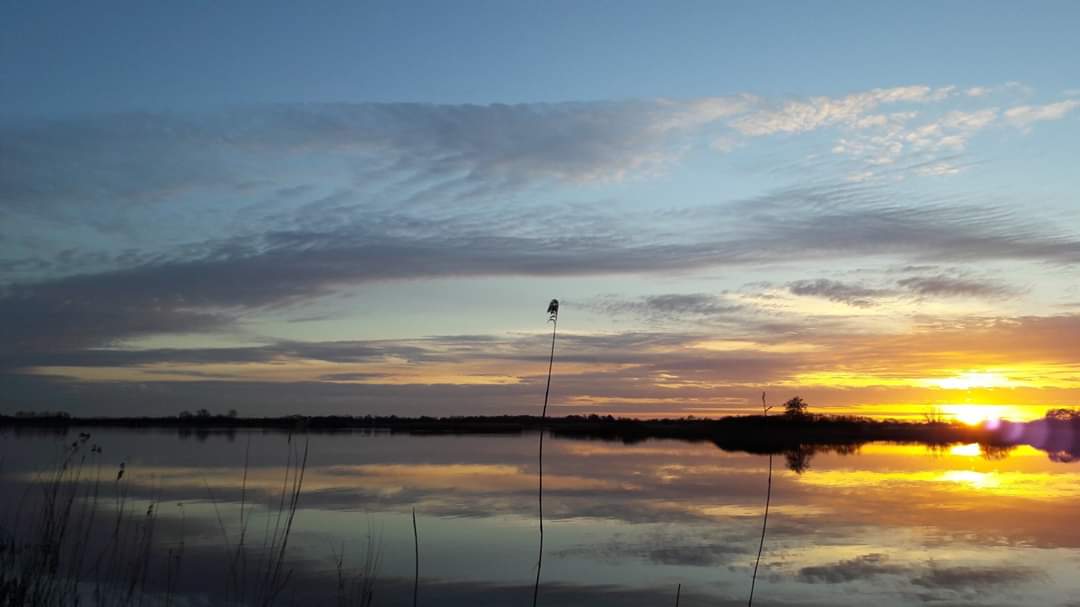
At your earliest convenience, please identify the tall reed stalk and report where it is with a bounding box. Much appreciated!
[533,298,559,607]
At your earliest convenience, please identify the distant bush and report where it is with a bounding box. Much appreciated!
[782,397,808,418]
[12,410,71,419]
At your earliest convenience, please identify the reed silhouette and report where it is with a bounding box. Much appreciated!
[533,298,558,607]
[0,433,315,606]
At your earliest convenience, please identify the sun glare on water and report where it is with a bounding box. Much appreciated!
[949,443,983,457]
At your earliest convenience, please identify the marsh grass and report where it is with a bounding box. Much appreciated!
[332,529,381,607]
[0,432,361,607]
[0,434,162,606]
[203,433,310,607]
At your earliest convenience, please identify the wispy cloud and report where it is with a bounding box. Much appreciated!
[2,85,1078,414]
[1,83,1066,235]
[784,272,1020,308]
[896,274,1020,299]
[786,279,893,308]
[1005,99,1080,129]
[1,179,1076,356]
[730,85,955,136]
[585,293,742,321]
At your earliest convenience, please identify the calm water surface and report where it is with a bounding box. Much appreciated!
[2,428,1079,606]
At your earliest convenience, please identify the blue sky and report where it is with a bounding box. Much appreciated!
[2,2,1079,418]
[5,1,1079,112]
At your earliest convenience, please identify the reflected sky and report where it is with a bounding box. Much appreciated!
[3,429,1080,606]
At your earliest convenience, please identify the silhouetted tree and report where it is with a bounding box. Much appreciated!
[227,408,239,418]
[782,396,808,418]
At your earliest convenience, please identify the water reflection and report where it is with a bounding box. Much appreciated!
[3,429,1080,605]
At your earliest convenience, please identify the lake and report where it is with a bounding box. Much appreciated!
[2,427,1078,606]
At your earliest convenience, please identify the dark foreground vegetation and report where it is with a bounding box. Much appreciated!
[0,432,384,607]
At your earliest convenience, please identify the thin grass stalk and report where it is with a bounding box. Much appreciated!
[334,543,348,607]
[239,436,251,593]
[260,437,308,607]
[253,437,295,605]
[361,528,380,607]
[165,503,185,607]
[226,436,252,601]
[333,526,381,607]
[675,583,681,607]
[68,451,103,597]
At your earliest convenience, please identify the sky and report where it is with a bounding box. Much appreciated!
[2,1,1079,419]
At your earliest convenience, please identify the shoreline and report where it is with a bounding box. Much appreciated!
[0,412,1034,449]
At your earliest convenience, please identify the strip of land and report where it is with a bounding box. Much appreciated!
[5,413,1076,458]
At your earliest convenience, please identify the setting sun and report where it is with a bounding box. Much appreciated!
[940,404,1024,426]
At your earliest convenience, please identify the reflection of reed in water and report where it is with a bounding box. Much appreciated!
[749,393,773,607]
[533,299,559,607]
[533,429,545,607]
[412,508,419,607]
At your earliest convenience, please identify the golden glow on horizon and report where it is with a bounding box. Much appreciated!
[940,404,1025,425]
[789,371,914,388]
[796,365,1080,392]
[21,328,1080,419]
[924,371,1014,390]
